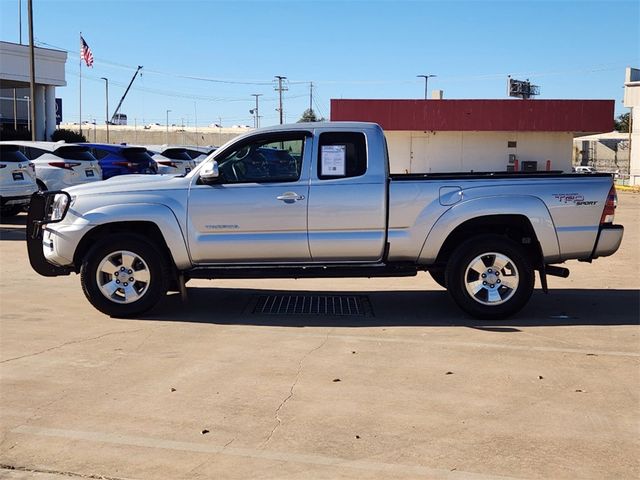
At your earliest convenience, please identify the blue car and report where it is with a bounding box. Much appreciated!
[83,144,158,180]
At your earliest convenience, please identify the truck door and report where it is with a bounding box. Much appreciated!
[187,132,312,263]
[307,131,387,262]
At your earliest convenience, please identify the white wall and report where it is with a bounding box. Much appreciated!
[385,131,573,174]
[623,67,639,186]
[0,41,67,86]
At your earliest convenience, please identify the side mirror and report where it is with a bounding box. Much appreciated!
[200,160,219,183]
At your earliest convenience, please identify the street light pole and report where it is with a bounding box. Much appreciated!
[27,0,36,140]
[166,109,171,144]
[417,74,436,100]
[251,94,262,128]
[100,77,109,143]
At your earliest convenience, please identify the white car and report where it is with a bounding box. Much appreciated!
[573,165,597,174]
[1,141,102,191]
[0,145,38,216]
[180,145,218,164]
[144,145,196,175]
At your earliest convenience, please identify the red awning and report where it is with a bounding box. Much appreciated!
[330,99,614,133]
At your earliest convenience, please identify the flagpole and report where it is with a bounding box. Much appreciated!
[79,31,82,136]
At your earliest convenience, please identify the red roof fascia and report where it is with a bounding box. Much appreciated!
[330,99,614,133]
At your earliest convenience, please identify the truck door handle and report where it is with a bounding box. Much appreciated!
[276,192,305,203]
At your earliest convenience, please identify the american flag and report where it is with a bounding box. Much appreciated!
[80,36,94,67]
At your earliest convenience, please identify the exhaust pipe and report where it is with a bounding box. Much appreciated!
[545,265,570,278]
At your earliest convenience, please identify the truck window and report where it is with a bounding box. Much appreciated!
[216,135,305,184]
[317,132,366,180]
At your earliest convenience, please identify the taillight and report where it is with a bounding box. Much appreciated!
[157,160,179,168]
[600,185,617,224]
[49,161,82,170]
[113,161,137,169]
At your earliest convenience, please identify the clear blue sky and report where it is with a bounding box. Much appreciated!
[1,0,638,127]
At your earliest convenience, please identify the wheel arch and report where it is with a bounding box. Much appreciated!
[418,196,560,266]
[434,215,542,268]
[73,221,177,273]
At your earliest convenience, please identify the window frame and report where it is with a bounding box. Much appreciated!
[205,131,311,185]
[316,131,368,181]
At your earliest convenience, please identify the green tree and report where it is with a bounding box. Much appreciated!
[51,128,87,142]
[297,109,324,123]
[614,112,630,133]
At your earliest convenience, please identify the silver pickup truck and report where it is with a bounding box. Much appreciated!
[27,122,623,319]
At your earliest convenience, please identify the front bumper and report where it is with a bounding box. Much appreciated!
[591,224,624,259]
[26,191,73,277]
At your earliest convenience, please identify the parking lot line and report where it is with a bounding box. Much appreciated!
[11,425,523,480]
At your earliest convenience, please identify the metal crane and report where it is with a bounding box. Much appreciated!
[109,65,143,124]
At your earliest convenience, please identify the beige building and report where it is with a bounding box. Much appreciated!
[331,99,615,174]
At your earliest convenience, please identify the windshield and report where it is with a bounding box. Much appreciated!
[0,145,30,162]
[123,148,154,164]
[161,148,191,161]
[54,146,96,161]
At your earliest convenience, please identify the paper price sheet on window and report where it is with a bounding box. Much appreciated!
[321,145,346,176]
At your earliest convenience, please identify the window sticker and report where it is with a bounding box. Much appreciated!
[321,145,346,176]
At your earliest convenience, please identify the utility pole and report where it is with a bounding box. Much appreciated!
[274,75,287,125]
[27,0,35,140]
[417,74,436,100]
[166,109,171,144]
[100,77,109,143]
[309,82,313,112]
[250,94,262,128]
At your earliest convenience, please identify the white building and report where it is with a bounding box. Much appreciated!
[0,41,67,140]
[623,67,639,186]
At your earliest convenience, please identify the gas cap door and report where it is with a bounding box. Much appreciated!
[439,186,463,206]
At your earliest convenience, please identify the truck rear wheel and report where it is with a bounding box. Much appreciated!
[445,235,534,319]
[80,234,170,317]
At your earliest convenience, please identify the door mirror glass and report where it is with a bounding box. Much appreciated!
[200,160,219,182]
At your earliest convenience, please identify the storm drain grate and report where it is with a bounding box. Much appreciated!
[253,294,371,316]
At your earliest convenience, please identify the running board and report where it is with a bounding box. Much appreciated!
[187,263,419,280]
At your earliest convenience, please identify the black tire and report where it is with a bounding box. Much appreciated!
[0,205,23,217]
[445,235,534,320]
[80,234,170,317]
[428,269,447,288]
[37,180,47,191]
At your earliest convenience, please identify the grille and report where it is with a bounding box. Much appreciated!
[253,294,371,316]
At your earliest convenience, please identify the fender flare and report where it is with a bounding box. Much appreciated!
[418,195,561,264]
[77,203,192,269]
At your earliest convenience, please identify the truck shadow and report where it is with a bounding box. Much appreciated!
[142,287,640,328]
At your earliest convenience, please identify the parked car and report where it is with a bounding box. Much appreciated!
[27,122,623,319]
[0,145,38,216]
[1,141,102,191]
[573,166,597,174]
[144,145,196,174]
[83,144,157,179]
[180,146,218,164]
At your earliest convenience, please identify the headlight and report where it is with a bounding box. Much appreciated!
[50,193,73,221]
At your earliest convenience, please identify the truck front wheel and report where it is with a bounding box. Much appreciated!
[445,235,534,319]
[80,234,170,317]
